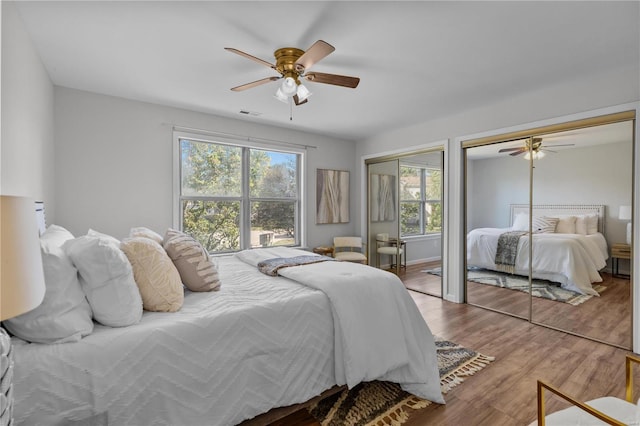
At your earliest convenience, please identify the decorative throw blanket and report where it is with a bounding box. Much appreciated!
[495,231,527,273]
[257,255,335,276]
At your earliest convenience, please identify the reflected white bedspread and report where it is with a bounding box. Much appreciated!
[467,229,608,295]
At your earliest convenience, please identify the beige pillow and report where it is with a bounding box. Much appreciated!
[554,215,577,234]
[163,229,221,292]
[129,226,164,244]
[120,237,184,312]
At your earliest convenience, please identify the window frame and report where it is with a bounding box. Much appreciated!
[173,131,306,254]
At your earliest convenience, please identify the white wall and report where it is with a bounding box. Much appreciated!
[1,2,54,211]
[54,87,357,246]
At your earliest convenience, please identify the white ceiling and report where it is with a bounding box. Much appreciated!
[13,1,639,141]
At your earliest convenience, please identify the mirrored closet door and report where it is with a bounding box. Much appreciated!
[464,112,635,349]
[366,148,444,298]
[465,140,532,319]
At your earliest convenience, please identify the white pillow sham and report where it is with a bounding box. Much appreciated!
[3,225,94,344]
[511,213,528,231]
[63,229,143,327]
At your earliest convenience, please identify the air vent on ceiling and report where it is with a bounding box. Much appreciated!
[239,110,262,117]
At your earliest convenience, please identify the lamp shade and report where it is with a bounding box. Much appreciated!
[1,196,46,321]
[619,205,632,221]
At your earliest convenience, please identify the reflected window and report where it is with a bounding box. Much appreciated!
[400,165,442,236]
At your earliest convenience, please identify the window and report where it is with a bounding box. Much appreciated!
[399,165,442,236]
[178,136,302,254]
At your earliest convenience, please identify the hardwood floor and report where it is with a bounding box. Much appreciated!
[465,269,631,348]
[267,263,634,426]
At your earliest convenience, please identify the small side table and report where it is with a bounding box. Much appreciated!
[611,243,631,278]
[313,246,334,257]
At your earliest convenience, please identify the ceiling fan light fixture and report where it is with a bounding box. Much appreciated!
[524,150,545,160]
[281,76,298,97]
[296,83,311,102]
[274,87,289,103]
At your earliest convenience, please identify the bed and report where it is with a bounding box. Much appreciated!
[8,229,443,426]
[466,204,609,295]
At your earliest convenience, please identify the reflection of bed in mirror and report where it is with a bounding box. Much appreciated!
[467,204,608,295]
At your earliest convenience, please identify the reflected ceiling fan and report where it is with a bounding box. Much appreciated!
[225,40,360,106]
[498,137,575,159]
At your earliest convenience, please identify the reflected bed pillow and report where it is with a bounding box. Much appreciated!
[511,213,529,231]
[3,225,94,344]
[532,216,558,233]
[554,215,577,234]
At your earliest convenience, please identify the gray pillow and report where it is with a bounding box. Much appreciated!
[163,229,221,292]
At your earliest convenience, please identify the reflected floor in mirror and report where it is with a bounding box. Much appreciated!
[399,260,442,297]
[466,271,631,348]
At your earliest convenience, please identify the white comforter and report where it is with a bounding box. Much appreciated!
[467,228,608,295]
[12,254,336,426]
[236,247,443,402]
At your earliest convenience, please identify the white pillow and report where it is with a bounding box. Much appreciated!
[511,213,529,231]
[554,215,577,234]
[532,216,558,233]
[120,237,184,312]
[40,224,75,248]
[586,213,599,234]
[63,230,143,327]
[3,225,94,344]
[575,215,588,235]
[129,227,164,245]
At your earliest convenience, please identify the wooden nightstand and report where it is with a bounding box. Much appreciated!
[611,243,631,277]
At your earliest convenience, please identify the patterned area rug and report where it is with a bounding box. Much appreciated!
[425,267,606,306]
[308,340,494,426]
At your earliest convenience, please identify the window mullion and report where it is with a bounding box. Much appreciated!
[241,147,251,250]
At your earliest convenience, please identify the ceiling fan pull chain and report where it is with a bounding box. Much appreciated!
[290,98,293,121]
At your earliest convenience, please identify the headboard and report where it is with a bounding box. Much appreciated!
[510,204,606,235]
[35,200,46,235]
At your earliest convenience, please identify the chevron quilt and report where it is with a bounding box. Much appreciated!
[11,253,335,425]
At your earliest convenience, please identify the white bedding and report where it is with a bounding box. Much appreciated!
[12,247,443,426]
[467,228,608,295]
[12,253,336,426]
[236,247,443,401]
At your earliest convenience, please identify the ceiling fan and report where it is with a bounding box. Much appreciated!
[498,137,575,159]
[225,40,360,106]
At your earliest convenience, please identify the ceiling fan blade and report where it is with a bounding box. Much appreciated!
[498,147,525,153]
[295,40,335,71]
[293,95,308,106]
[509,149,527,156]
[230,76,280,92]
[225,47,277,70]
[541,148,557,153]
[305,72,360,88]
